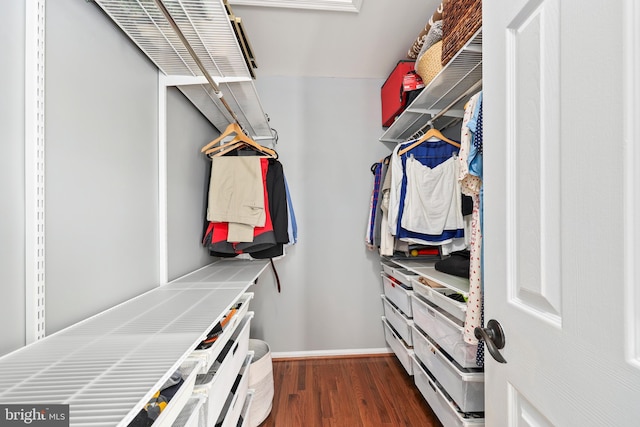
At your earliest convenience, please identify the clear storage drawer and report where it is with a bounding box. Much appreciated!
[382,274,414,317]
[411,294,478,368]
[412,324,484,412]
[381,295,413,346]
[382,317,414,375]
[412,355,484,427]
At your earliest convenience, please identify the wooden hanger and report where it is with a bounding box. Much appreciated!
[201,122,244,153]
[397,127,460,156]
[202,122,277,158]
[211,140,244,157]
[205,134,245,155]
[206,131,277,158]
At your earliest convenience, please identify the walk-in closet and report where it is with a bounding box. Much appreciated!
[1,0,640,426]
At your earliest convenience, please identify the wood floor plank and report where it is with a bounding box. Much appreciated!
[258,355,442,427]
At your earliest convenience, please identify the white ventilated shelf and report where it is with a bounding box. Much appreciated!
[0,259,269,427]
[169,259,270,289]
[380,29,483,143]
[93,0,274,140]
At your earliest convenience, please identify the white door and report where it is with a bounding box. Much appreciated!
[483,0,640,425]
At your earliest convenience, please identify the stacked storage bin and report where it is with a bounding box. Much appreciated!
[382,259,485,427]
[380,260,418,374]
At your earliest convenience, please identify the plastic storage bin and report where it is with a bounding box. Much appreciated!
[411,294,478,368]
[411,279,466,324]
[191,293,253,374]
[237,390,254,427]
[382,317,414,375]
[412,324,484,412]
[152,358,203,427]
[216,353,253,427]
[381,261,418,288]
[194,313,253,427]
[382,274,414,317]
[411,355,484,427]
[171,395,205,427]
[381,295,414,346]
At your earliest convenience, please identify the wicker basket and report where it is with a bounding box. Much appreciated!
[441,0,482,66]
[416,41,443,87]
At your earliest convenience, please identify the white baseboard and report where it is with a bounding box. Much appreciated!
[271,347,392,359]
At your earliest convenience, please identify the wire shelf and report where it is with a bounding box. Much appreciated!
[0,259,269,427]
[94,0,273,139]
[380,29,483,143]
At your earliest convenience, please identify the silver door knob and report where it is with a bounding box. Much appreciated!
[474,319,507,364]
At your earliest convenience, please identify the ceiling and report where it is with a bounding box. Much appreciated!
[229,0,442,79]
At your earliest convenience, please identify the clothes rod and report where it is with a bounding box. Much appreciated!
[153,0,242,126]
[412,79,483,139]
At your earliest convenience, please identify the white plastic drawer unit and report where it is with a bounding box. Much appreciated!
[237,390,254,427]
[381,261,418,288]
[381,295,414,346]
[152,358,203,427]
[412,324,484,413]
[382,273,414,317]
[411,294,478,368]
[172,395,206,427]
[191,293,253,374]
[382,317,414,375]
[217,353,253,427]
[411,355,484,427]
[411,278,467,324]
[194,313,253,427]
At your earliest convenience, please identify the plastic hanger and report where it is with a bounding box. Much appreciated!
[397,126,460,156]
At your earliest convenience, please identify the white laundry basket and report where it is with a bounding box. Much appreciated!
[248,339,274,427]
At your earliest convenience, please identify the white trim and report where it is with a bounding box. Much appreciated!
[271,347,392,359]
[624,0,640,368]
[159,72,169,285]
[25,0,46,344]
[227,0,362,13]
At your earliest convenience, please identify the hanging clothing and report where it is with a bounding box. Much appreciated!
[459,92,484,346]
[204,158,276,254]
[365,160,384,249]
[387,143,405,237]
[379,155,395,257]
[402,155,464,236]
[284,176,298,245]
[207,157,266,242]
[373,157,390,248]
[250,159,289,259]
[204,158,290,259]
[394,138,466,250]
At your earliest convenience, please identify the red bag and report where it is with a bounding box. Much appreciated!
[381,60,421,127]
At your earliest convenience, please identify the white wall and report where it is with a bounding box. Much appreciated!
[44,0,161,333]
[0,1,26,356]
[249,76,392,353]
[166,87,217,281]
[0,1,218,354]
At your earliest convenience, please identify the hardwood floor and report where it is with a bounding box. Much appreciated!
[257,354,443,427]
